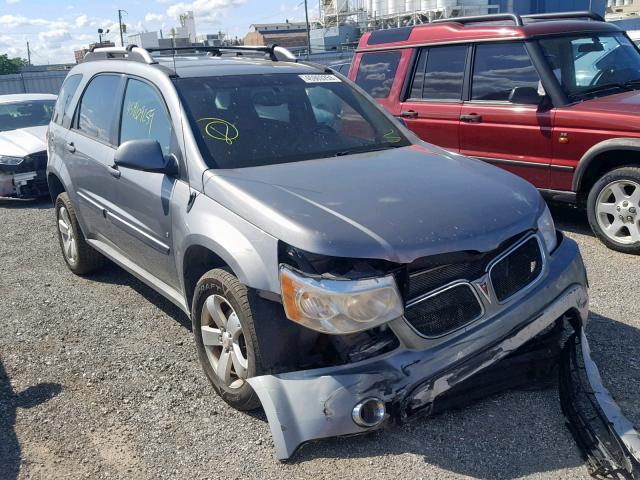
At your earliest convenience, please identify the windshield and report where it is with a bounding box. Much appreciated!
[0,100,55,132]
[538,33,640,101]
[174,74,410,169]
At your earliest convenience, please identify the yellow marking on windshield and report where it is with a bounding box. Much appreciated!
[197,117,239,145]
[383,130,401,143]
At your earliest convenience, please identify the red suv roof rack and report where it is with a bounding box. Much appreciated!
[431,10,604,27]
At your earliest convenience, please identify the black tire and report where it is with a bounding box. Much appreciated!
[192,269,264,411]
[587,166,640,255]
[55,192,105,274]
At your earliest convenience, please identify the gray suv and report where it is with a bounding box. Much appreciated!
[46,45,631,466]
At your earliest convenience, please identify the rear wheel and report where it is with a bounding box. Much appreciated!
[55,192,105,274]
[587,167,640,254]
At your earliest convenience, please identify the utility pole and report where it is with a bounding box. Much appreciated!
[26,41,31,66]
[118,10,127,47]
[304,0,312,57]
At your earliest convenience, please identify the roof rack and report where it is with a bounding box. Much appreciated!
[83,44,297,64]
[430,10,605,27]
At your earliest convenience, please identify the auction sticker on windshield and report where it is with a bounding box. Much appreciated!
[299,74,342,83]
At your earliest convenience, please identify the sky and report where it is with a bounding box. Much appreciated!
[0,0,319,65]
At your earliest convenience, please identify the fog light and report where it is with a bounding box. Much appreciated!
[352,397,386,428]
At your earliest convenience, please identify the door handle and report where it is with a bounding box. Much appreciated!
[400,110,419,118]
[460,114,483,123]
[108,165,121,179]
[65,142,76,153]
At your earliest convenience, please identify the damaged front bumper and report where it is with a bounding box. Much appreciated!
[249,236,594,461]
[0,152,48,199]
[560,328,640,479]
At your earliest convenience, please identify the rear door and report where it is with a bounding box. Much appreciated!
[399,45,469,151]
[459,42,553,188]
[353,50,405,114]
[64,74,125,242]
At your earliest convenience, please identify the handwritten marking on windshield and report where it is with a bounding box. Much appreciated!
[197,118,239,145]
[126,101,155,135]
[383,130,402,143]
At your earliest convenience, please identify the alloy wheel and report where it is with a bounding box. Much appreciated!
[595,179,640,245]
[57,206,78,264]
[200,294,249,389]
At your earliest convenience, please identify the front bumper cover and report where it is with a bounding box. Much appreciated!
[560,328,640,479]
[250,280,589,461]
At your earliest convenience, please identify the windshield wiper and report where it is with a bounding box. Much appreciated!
[334,144,404,157]
[623,79,640,89]
[572,83,632,100]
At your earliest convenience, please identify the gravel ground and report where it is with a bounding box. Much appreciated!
[0,198,638,480]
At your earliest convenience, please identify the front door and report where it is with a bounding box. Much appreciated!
[399,44,469,152]
[106,77,181,288]
[459,42,554,188]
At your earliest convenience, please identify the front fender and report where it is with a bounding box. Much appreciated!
[176,192,281,296]
[573,138,640,192]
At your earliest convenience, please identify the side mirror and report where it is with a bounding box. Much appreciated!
[508,86,543,106]
[114,139,178,176]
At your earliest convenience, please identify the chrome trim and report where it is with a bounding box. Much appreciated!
[488,234,546,305]
[404,280,485,339]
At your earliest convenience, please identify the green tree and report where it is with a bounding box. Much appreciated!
[0,54,28,75]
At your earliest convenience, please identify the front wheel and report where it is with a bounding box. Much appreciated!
[192,269,264,411]
[587,167,640,254]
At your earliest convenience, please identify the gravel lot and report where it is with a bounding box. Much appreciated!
[1,198,638,480]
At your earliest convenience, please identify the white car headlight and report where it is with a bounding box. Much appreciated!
[0,155,24,166]
[280,266,404,334]
[537,204,558,253]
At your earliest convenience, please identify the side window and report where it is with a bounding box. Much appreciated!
[409,49,427,99]
[53,74,82,126]
[421,45,467,101]
[120,78,173,155]
[355,51,401,99]
[472,42,540,102]
[77,75,121,143]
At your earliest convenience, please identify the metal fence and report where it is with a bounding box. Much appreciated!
[0,71,68,95]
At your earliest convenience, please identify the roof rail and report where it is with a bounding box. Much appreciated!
[431,13,523,26]
[522,11,605,22]
[430,10,605,27]
[82,44,296,65]
[84,45,156,64]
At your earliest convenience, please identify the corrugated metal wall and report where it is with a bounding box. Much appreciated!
[0,71,68,96]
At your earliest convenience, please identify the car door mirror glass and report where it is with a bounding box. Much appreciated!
[114,139,177,175]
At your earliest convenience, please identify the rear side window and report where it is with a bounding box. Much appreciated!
[472,42,540,102]
[53,74,82,126]
[120,78,173,155]
[419,45,467,101]
[355,51,401,99]
[77,74,121,144]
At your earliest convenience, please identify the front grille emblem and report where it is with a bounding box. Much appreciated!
[476,281,492,303]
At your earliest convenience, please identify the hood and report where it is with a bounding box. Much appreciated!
[203,146,543,263]
[0,125,48,157]
[568,90,640,117]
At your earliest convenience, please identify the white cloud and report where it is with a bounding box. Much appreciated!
[165,0,246,25]
[38,28,71,45]
[74,14,89,28]
[0,14,51,28]
[145,12,164,22]
[6,0,21,4]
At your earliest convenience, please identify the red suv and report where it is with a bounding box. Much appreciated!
[349,11,640,254]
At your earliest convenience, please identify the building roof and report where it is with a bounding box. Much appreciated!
[250,22,307,29]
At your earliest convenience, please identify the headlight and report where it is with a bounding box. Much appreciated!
[280,265,404,334]
[0,155,24,166]
[537,204,558,253]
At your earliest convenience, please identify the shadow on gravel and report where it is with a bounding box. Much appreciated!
[87,261,191,331]
[285,314,640,479]
[0,198,52,210]
[0,358,62,480]
[548,202,594,237]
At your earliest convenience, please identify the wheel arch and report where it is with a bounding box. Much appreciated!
[573,138,640,195]
[47,172,66,203]
[182,242,234,314]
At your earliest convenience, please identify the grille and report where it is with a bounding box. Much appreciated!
[490,237,543,302]
[404,284,483,338]
[408,262,487,299]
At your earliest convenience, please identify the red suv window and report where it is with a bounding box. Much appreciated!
[355,51,401,99]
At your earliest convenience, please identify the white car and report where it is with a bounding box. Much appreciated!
[0,93,56,198]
